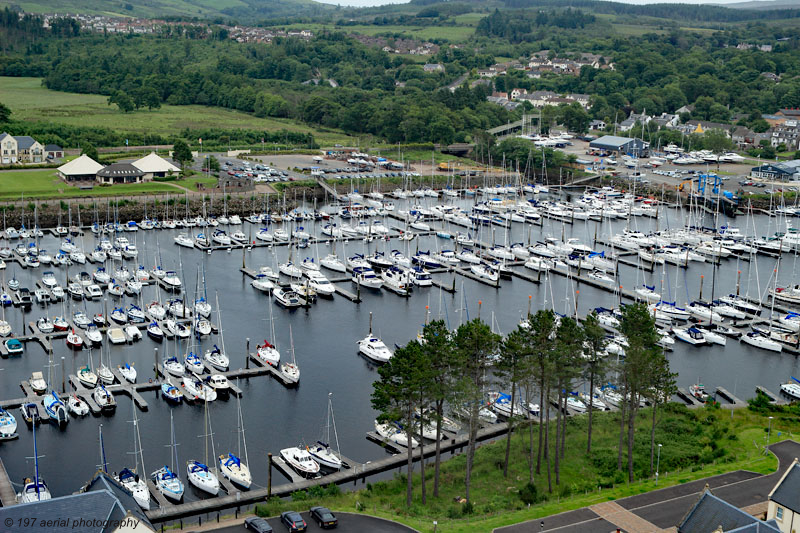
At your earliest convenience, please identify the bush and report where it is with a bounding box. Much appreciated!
[447,506,463,519]
[518,482,540,505]
[462,501,474,515]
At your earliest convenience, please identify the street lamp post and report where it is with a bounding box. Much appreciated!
[656,443,662,486]
[768,416,774,445]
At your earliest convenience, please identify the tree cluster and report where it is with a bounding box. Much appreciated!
[371,303,676,508]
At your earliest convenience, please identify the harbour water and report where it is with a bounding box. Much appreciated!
[2,190,800,505]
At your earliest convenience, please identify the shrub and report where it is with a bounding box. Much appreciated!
[462,501,474,515]
[447,506,463,519]
[519,482,540,505]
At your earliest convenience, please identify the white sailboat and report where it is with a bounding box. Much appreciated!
[151,411,185,502]
[307,393,343,470]
[187,398,220,495]
[280,325,300,382]
[16,418,50,503]
[116,397,151,510]
[218,388,252,489]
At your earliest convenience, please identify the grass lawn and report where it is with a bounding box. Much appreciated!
[0,169,192,199]
[0,77,356,147]
[251,403,793,533]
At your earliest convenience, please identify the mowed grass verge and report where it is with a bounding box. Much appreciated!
[0,169,193,199]
[0,77,355,146]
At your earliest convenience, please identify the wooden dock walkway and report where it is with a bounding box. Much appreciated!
[0,458,17,507]
[146,479,173,508]
[145,420,513,523]
[756,386,788,405]
[714,387,747,408]
[247,354,299,387]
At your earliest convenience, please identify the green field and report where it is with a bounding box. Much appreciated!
[0,77,355,146]
[0,169,200,199]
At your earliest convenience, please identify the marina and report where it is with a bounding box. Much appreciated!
[1,184,800,521]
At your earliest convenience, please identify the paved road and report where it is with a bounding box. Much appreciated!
[197,511,416,533]
[497,439,800,533]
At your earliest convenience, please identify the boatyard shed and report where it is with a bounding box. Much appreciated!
[750,160,800,181]
[589,135,649,157]
[57,154,104,182]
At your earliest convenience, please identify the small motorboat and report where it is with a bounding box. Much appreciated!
[357,335,393,363]
[5,338,23,355]
[204,374,230,396]
[375,420,418,448]
[274,287,304,308]
[67,394,89,417]
[29,371,47,394]
[124,325,142,342]
[280,447,320,477]
[672,326,707,345]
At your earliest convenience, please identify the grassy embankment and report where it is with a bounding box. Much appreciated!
[250,403,795,533]
[0,77,356,147]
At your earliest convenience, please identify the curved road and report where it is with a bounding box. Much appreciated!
[497,439,800,532]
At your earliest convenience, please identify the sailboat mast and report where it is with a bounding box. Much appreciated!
[99,424,108,473]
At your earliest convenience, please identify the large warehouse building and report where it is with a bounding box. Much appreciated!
[589,135,650,157]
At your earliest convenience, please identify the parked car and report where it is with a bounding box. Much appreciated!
[309,507,337,529]
[244,517,274,533]
[280,511,306,532]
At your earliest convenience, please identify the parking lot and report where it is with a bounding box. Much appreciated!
[204,511,414,533]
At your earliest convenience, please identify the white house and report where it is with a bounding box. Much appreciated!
[0,132,17,164]
[767,457,800,532]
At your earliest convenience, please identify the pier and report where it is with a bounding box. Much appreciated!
[756,386,788,405]
[144,420,514,523]
[714,387,747,409]
[0,458,17,507]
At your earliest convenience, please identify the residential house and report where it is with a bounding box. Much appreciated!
[486,95,520,111]
[678,485,780,533]
[44,144,63,160]
[762,72,781,82]
[770,120,800,150]
[519,90,559,108]
[589,119,606,130]
[510,88,528,100]
[0,132,17,164]
[767,457,800,532]
[477,69,498,78]
[567,93,592,109]
[423,63,444,73]
[675,104,695,115]
[652,113,679,129]
[776,108,800,119]
[731,126,756,147]
[14,136,44,163]
[618,112,651,132]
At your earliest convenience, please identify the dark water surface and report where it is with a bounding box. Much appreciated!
[2,193,800,502]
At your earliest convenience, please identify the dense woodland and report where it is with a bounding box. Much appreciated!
[1,3,800,150]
